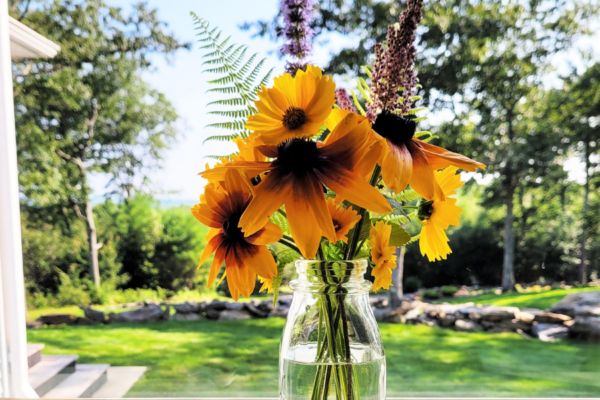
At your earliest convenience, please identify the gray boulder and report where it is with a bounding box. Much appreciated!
[572,306,600,317]
[373,308,402,324]
[531,323,569,342]
[533,312,572,324]
[204,308,221,320]
[403,308,422,324]
[173,301,204,314]
[498,318,531,332]
[79,306,106,323]
[244,302,269,318]
[481,306,519,321]
[225,302,245,311]
[569,316,600,338]
[550,291,600,317]
[205,300,227,312]
[439,314,457,327]
[37,314,79,326]
[457,306,483,321]
[219,310,252,321]
[107,305,169,323]
[170,312,202,321]
[455,319,480,332]
[417,315,438,327]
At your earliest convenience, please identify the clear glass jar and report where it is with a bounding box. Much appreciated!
[280,260,386,400]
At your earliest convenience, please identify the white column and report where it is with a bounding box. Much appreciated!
[0,1,38,398]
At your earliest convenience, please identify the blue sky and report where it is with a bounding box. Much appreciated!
[90,1,594,205]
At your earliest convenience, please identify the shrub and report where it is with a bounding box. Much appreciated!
[404,276,422,293]
[440,286,458,297]
[422,289,439,300]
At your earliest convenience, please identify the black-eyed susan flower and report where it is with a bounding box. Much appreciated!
[192,170,283,301]
[418,166,464,262]
[369,220,397,292]
[258,276,274,294]
[201,113,392,259]
[245,65,336,145]
[371,112,485,200]
[326,198,361,243]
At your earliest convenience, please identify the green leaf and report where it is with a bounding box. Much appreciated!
[271,261,285,307]
[357,213,372,242]
[388,224,411,247]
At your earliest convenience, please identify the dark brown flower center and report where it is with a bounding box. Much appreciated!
[282,107,308,131]
[332,219,342,232]
[276,138,320,175]
[417,199,434,221]
[222,213,244,241]
[372,111,417,146]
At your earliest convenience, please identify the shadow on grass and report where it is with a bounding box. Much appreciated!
[28,319,600,397]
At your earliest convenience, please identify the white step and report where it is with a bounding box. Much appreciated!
[43,364,109,399]
[29,355,78,396]
[91,366,147,398]
[28,343,45,368]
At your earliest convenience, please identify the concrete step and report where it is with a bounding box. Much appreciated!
[28,343,45,368]
[43,364,109,399]
[29,355,78,397]
[91,366,147,398]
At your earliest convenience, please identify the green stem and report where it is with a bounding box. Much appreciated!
[278,238,301,255]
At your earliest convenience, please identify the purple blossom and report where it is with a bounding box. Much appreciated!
[369,0,423,118]
[336,88,358,113]
[281,0,315,62]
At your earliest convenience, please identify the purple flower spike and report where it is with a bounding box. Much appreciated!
[336,88,358,113]
[281,0,315,62]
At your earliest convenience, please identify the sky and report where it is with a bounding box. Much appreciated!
[90,0,594,205]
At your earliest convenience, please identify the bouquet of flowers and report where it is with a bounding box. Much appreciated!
[191,0,484,302]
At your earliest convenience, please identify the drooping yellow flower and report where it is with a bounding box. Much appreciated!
[326,198,361,243]
[419,166,464,262]
[246,65,336,145]
[369,220,397,292]
[258,276,274,294]
[192,170,283,301]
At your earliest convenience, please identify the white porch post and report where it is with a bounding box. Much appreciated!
[0,0,38,397]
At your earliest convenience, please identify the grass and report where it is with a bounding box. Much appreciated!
[435,286,600,310]
[28,319,600,397]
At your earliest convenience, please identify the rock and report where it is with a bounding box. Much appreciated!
[144,300,162,306]
[516,329,535,339]
[370,296,389,309]
[219,310,252,320]
[457,306,483,321]
[244,302,269,318]
[278,294,293,306]
[37,314,79,326]
[439,314,456,327]
[454,319,480,332]
[26,320,43,329]
[173,301,204,314]
[75,317,101,326]
[204,308,220,320]
[423,304,442,318]
[258,300,274,313]
[205,300,227,312]
[417,315,438,327]
[373,308,402,323]
[79,306,106,323]
[550,291,600,317]
[498,318,531,332]
[440,303,474,315]
[569,317,600,338]
[533,312,572,324]
[226,302,245,311]
[170,313,202,321]
[403,308,422,324]
[269,306,289,318]
[572,306,600,317]
[107,305,169,323]
[515,311,536,323]
[481,306,519,321]
[531,322,569,342]
[480,320,497,330]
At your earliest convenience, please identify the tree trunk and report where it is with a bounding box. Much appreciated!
[502,180,516,292]
[389,247,405,309]
[579,142,590,284]
[84,199,100,287]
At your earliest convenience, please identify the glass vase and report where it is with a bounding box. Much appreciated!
[279,260,386,400]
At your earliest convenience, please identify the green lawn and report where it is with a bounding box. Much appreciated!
[435,287,600,310]
[28,319,600,397]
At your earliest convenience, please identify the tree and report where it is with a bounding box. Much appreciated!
[246,0,596,290]
[10,0,189,286]
[551,64,600,283]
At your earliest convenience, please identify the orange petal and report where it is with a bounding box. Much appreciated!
[317,162,392,214]
[239,168,290,235]
[286,188,322,259]
[246,222,284,245]
[319,118,371,171]
[206,241,227,288]
[200,161,274,182]
[416,139,486,172]
[380,141,412,193]
[191,203,224,228]
[300,174,336,243]
[222,169,251,211]
[406,141,445,201]
[199,233,226,266]
[256,145,279,158]
[240,245,277,279]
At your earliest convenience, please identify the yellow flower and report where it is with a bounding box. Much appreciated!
[258,276,274,294]
[326,198,361,243]
[246,65,336,145]
[369,221,397,292]
[419,166,464,262]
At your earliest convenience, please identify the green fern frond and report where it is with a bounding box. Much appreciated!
[192,13,273,153]
[350,89,367,116]
[396,188,420,203]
